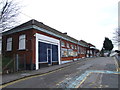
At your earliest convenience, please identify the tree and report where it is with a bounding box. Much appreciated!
[113,28,120,45]
[100,48,104,57]
[0,0,21,54]
[0,0,21,31]
[103,37,114,56]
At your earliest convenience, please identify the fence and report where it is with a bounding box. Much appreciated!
[2,54,27,74]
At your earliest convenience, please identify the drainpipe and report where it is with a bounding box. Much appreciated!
[59,38,62,65]
[30,38,33,70]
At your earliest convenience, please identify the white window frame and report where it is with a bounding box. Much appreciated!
[7,37,12,51]
[75,45,77,49]
[19,34,26,50]
[61,41,65,47]
[61,48,68,57]
[67,43,70,48]
[78,46,80,53]
[71,45,74,49]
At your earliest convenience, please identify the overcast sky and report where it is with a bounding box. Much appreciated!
[19,0,119,50]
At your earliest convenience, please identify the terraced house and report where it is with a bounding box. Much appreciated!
[2,19,99,71]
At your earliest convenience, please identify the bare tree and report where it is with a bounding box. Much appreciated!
[0,0,21,31]
[0,0,21,54]
[113,28,120,45]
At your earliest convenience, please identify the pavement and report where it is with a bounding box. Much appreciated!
[1,56,120,88]
[1,58,89,85]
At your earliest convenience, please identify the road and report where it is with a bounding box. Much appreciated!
[2,57,120,88]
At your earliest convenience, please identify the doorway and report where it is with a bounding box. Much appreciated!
[47,48,52,65]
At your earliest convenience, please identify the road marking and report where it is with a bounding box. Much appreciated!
[93,86,97,88]
[88,81,96,87]
[63,71,92,88]
[56,78,67,86]
[59,70,120,88]
[1,58,119,88]
[75,72,92,88]
[1,60,84,88]
[76,70,120,88]
[0,65,73,88]
[113,57,119,72]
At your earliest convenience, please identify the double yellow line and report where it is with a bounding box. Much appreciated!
[0,60,83,88]
[0,65,71,88]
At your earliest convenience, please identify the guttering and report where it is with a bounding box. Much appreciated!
[2,24,88,47]
[33,25,88,47]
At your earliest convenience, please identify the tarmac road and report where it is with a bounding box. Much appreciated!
[2,57,119,88]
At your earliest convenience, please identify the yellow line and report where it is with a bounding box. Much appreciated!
[75,72,92,88]
[0,66,68,88]
[0,60,81,88]
[113,57,119,72]
[75,71,120,88]
[88,81,95,86]
[2,58,119,88]
[93,86,98,88]
[56,79,65,86]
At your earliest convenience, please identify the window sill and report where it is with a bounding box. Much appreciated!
[6,50,12,52]
[18,49,26,51]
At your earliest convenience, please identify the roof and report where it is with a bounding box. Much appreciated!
[88,43,95,47]
[79,40,89,47]
[2,19,89,47]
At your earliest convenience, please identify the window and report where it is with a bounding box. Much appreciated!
[68,49,77,56]
[81,47,86,54]
[19,34,26,50]
[61,41,65,47]
[75,45,77,49]
[90,50,92,54]
[71,45,74,49]
[68,49,73,56]
[80,47,83,54]
[84,48,86,54]
[61,48,68,57]
[67,43,70,48]
[87,50,89,54]
[73,51,77,56]
[81,47,84,54]
[78,46,80,53]
[7,37,12,51]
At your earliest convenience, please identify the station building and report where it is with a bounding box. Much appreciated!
[2,19,98,70]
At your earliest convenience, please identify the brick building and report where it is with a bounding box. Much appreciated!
[2,19,99,70]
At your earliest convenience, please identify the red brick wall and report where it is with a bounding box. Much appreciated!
[2,29,35,65]
[2,29,61,65]
[2,28,88,67]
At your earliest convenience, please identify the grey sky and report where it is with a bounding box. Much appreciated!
[18,0,119,50]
